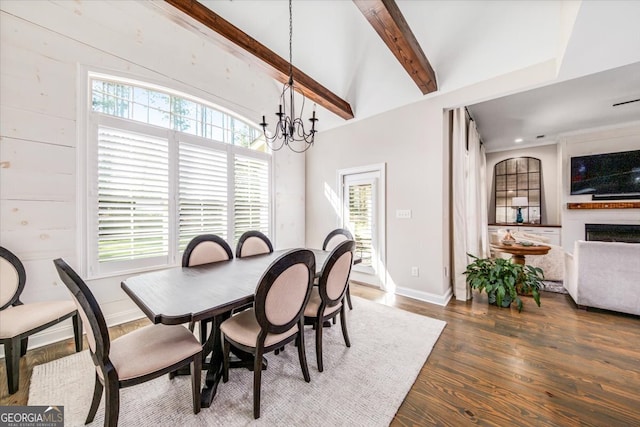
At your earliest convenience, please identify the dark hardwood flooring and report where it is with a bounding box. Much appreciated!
[1,285,638,426]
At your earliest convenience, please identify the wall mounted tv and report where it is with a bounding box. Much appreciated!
[570,149,640,199]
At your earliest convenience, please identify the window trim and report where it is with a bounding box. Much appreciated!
[78,68,273,279]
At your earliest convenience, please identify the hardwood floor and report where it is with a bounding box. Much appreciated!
[1,285,638,426]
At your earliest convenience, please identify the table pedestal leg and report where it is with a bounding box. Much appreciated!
[199,312,268,408]
[511,254,526,265]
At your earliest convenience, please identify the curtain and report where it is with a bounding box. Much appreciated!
[452,108,489,301]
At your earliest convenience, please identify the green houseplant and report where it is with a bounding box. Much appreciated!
[463,254,544,312]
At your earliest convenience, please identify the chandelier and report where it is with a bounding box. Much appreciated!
[260,0,317,153]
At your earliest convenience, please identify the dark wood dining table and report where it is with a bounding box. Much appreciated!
[121,248,334,408]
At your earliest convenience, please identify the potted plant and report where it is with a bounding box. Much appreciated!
[463,254,544,312]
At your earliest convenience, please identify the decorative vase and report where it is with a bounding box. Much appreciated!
[501,229,516,245]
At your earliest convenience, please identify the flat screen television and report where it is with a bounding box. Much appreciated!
[570,149,640,199]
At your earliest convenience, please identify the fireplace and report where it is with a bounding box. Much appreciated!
[585,224,640,243]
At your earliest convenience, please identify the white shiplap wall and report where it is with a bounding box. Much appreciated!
[0,1,305,353]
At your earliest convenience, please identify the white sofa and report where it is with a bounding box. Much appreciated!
[564,240,640,316]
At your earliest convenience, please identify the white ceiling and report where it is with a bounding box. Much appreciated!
[468,61,640,152]
[196,0,640,150]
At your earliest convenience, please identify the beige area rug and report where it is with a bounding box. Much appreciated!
[29,296,446,426]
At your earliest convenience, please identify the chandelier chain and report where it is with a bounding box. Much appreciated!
[289,0,293,79]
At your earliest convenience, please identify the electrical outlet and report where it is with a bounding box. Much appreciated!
[396,209,412,219]
[411,266,419,277]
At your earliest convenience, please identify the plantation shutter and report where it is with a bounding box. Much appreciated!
[178,142,228,250]
[234,155,269,242]
[346,182,374,267]
[97,127,169,263]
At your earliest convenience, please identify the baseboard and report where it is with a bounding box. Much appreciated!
[0,308,144,359]
[394,286,453,307]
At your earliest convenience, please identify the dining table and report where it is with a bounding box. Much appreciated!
[121,248,340,408]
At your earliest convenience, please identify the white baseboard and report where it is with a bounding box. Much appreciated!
[394,285,453,307]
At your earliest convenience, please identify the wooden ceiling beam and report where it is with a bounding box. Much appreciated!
[163,0,354,120]
[353,0,437,94]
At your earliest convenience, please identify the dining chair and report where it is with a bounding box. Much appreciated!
[304,239,355,372]
[321,228,354,310]
[182,234,233,267]
[220,249,315,419]
[235,230,273,258]
[54,259,202,427]
[182,234,233,343]
[0,246,82,395]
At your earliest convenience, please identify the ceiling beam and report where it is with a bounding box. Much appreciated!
[163,0,354,120]
[353,0,437,95]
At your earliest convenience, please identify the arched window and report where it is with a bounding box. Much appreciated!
[85,75,271,278]
[494,157,541,224]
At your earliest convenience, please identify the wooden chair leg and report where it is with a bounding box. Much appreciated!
[340,306,351,347]
[20,336,28,357]
[104,373,120,427]
[222,339,231,383]
[297,326,311,382]
[346,284,353,310]
[191,354,202,414]
[199,320,209,345]
[253,346,264,419]
[86,374,103,424]
[5,336,21,394]
[72,313,83,352]
[315,319,324,372]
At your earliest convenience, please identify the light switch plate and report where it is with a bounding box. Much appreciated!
[396,209,412,219]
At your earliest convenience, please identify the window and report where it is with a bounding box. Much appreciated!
[85,75,271,278]
[494,157,541,223]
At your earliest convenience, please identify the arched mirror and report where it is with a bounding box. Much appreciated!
[494,157,541,224]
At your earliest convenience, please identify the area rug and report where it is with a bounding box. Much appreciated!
[29,296,446,426]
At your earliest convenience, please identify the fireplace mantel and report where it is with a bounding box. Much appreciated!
[566,202,640,210]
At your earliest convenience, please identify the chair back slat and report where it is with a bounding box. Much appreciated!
[254,249,314,335]
[54,259,110,365]
[182,234,233,267]
[0,247,26,310]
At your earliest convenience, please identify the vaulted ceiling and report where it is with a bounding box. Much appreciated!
[156,0,640,151]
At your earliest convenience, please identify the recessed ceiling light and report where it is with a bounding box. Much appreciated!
[514,138,523,143]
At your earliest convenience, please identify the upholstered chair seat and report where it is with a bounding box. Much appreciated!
[0,301,77,338]
[97,324,203,382]
[220,310,298,349]
[304,288,341,318]
[1,246,82,395]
